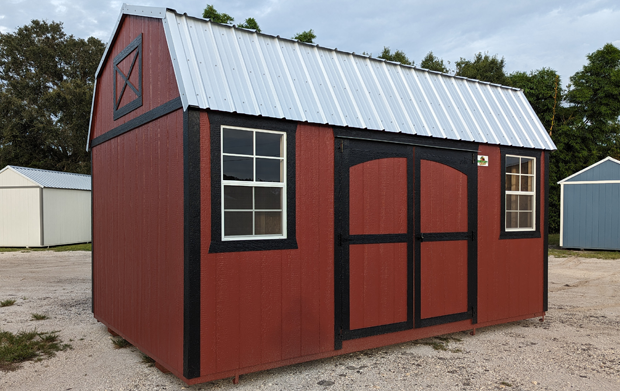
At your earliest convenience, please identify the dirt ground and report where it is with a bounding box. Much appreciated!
[0,251,619,391]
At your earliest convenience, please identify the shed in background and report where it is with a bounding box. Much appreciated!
[559,157,620,250]
[0,166,92,247]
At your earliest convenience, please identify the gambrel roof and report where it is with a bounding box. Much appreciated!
[89,4,556,151]
[0,166,91,191]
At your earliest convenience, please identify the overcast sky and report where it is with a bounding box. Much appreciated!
[1,0,619,87]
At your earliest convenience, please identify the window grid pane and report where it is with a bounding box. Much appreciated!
[505,155,536,231]
[222,126,286,239]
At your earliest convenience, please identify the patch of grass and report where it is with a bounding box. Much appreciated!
[548,233,560,246]
[141,354,155,367]
[0,330,71,371]
[0,243,91,253]
[31,313,49,321]
[549,248,620,260]
[111,337,132,349]
[500,381,513,387]
[0,300,16,308]
[414,336,463,352]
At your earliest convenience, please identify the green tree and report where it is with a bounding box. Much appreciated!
[237,17,261,33]
[565,43,620,160]
[420,51,448,73]
[0,20,105,173]
[455,52,508,85]
[293,29,316,44]
[202,4,234,24]
[378,47,413,66]
[508,68,562,131]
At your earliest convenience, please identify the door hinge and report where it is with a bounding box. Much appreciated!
[473,153,477,164]
[470,306,477,316]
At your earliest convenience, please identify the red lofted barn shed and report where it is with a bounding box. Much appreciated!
[88,4,556,385]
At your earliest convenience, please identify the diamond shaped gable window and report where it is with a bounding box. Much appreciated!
[113,34,143,120]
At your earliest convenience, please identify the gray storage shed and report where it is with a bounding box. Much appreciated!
[559,157,620,250]
[0,166,92,247]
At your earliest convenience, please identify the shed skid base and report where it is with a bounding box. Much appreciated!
[155,362,170,374]
[107,327,119,337]
[180,311,544,385]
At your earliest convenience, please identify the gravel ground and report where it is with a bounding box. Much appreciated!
[1,251,619,390]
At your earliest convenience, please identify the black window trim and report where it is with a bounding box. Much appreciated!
[208,111,298,253]
[499,147,541,239]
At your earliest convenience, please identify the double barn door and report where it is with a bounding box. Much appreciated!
[335,139,477,348]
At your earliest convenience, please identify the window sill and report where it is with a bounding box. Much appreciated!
[209,237,298,253]
[499,231,541,240]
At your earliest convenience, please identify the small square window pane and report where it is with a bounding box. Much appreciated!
[224,211,253,236]
[223,129,253,155]
[256,158,283,182]
[256,132,283,157]
[255,212,282,235]
[505,174,519,191]
[518,212,533,229]
[521,158,533,175]
[506,156,520,174]
[506,195,518,211]
[521,176,532,192]
[255,187,282,209]
[223,156,253,181]
[506,212,518,229]
[518,195,533,212]
[224,186,252,209]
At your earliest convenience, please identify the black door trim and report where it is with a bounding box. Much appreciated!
[334,138,414,349]
[414,147,478,329]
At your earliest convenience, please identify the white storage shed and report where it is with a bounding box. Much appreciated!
[0,166,91,247]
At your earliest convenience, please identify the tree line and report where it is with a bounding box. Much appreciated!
[1,4,618,234]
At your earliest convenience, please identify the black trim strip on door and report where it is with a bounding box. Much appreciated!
[183,108,201,379]
[334,138,414,349]
[414,147,478,329]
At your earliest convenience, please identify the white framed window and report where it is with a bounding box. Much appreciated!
[221,126,286,240]
[505,155,536,231]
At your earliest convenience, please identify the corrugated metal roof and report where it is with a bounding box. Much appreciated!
[1,166,91,190]
[88,4,556,151]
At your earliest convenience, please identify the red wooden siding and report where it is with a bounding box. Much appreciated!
[349,243,408,329]
[90,15,179,140]
[349,158,408,235]
[420,160,468,233]
[420,241,468,318]
[92,110,185,375]
[476,145,544,324]
[200,119,335,376]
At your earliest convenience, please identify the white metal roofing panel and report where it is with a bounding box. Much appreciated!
[88,5,556,151]
[5,166,91,190]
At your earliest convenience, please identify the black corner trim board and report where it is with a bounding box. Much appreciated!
[543,151,549,311]
[208,111,298,253]
[183,108,201,379]
[499,147,542,239]
[113,34,143,120]
[91,97,182,149]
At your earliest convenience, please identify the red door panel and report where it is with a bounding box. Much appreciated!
[349,158,408,235]
[349,243,408,330]
[420,241,468,319]
[420,160,468,233]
